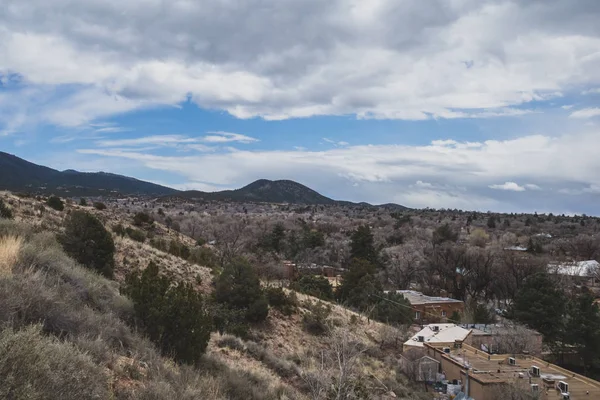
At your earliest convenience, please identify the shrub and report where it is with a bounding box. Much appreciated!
[126,227,146,243]
[112,223,126,237]
[0,325,110,400]
[291,274,334,300]
[133,211,154,226]
[168,240,190,260]
[60,210,115,278]
[189,246,218,269]
[266,286,296,316]
[302,301,332,335]
[0,199,13,219]
[46,195,64,211]
[214,259,268,325]
[79,198,87,206]
[0,235,22,278]
[93,202,107,210]
[123,261,212,365]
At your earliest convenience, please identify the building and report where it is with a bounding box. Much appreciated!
[399,354,440,382]
[463,324,543,357]
[423,342,600,399]
[547,260,600,287]
[390,290,464,323]
[404,324,472,353]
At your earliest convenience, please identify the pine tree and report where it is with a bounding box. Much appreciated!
[350,224,379,266]
[60,210,115,278]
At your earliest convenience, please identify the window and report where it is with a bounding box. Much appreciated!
[441,310,447,317]
[415,311,421,320]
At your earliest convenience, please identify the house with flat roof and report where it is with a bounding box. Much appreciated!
[404,323,472,353]
[423,342,600,399]
[387,290,464,323]
[547,260,600,288]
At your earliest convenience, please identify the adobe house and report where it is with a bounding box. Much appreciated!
[389,290,464,323]
[423,342,600,399]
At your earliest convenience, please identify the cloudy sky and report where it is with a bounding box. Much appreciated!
[1,0,600,214]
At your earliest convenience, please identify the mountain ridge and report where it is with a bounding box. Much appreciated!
[0,151,407,209]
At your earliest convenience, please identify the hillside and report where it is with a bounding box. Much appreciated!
[0,152,407,209]
[0,191,426,400]
[178,179,337,205]
[0,151,176,197]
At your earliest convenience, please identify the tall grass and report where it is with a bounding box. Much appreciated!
[0,235,22,277]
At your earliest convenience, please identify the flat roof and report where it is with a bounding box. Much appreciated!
[405,324,471,348]
[392,290,464,305]
[430,344,600,397]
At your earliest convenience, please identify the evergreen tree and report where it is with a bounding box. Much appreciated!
[123,262,211,365]
[509,272,566,343]
[291,274,334,300]
[336,258,379,310]
[565,292,600,374]
[350,224,378,266]
[487,216,496,229]
[214,259,268,324]
[432,223,458,246]
[46,196,64,211]
[60,210,115,278]
[372,292,413,325]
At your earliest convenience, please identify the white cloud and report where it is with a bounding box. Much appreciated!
[1,0,599,127]
[74,128,600,213]
[201,131,258,143]
[489,182,526,192]
[524,183,542,190]
[569,108,600,119]
[582,88,600,95]
[323,138,349,147]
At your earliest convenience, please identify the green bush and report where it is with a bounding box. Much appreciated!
[0,325,110,400]
[133,211,154,226]
[46,196,64,211]
[79,198,87,206]
[123,262,212,365]
[291,274,334,300]
[168,240,190,260]
[266,287,296,315]
[189,246,218,269]
[126,227,146,243]
[112,223,126,237]
[302,301,332,336]
[92,202,106,210]
[0,199,13,219]
[59,210,115,278]
[214,259,269,325]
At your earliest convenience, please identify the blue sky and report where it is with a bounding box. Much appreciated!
[1,0,600,214]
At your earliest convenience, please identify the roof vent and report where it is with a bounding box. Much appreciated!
[418,335,425,342]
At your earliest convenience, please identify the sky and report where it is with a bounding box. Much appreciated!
[1,0,600,214]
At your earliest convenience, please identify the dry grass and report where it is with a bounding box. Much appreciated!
[0,235,22,277]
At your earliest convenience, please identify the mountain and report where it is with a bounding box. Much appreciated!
[0,152,407,208]
[0,151,177,197]
[177,179,337,205]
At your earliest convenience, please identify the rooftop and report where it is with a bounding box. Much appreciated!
[405,324,471,348]
[428,343,600,398]
[392,290,464,305]
[547,260,600,277]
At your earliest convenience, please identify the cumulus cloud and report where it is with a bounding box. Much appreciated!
[1,0,600,127]
[569,108,600,119]
[489,182,526,192]
[74,129,600,213]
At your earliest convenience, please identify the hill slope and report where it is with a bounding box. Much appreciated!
[0,151,176,197]
[0,152,407,208]
[179,179,337,205]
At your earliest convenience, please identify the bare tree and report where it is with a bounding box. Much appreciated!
[382,242,425,289]
[211,216,250,267]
